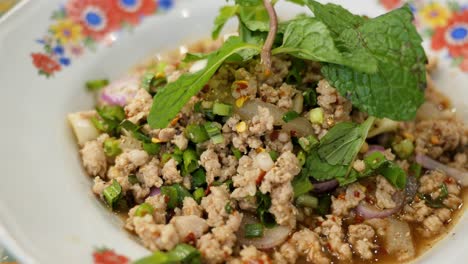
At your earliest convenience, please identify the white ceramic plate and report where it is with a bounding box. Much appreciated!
[0,0,467,263]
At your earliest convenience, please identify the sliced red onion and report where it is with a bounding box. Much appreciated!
[356,191,405,219]
[238,214,291,249]
[365,145,386,157]
[98,76,140,106]
[149,187,161,197]
[416,154,468,187]
[312,179,339,193]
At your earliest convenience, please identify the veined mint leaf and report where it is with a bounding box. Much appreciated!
[212,5,239,39]
[273,17,377,73]
[148,37,260,128]
[307,1,426,121]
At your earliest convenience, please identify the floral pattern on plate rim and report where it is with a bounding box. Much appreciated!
[30,0,175,77]
[379,0,468,72]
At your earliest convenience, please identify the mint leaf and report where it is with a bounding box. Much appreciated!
[212,5,239,39]
[182,52,210,63]
[308,2,426,121]
[238,3,270,32]
[273,17,377,73]
[318,116,375,165]
[305,0,365,38]
[301,117,375,184]
[148,37,260,129]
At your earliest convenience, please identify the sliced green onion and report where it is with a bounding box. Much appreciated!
[183,149,199,174]
[298,135,319,153]
[244,223,264,238]
[193,101,202,113]
[103,179,122,208]
[309,107,324,124]
[282,111,300,123]
[392,139,414,159]
[316,194,332,215]
[297,150,306,167]
[103,138,122,157]
[97,105,125,122]
[134,243,201,264]
[211,134,225,144]
[303,87,317,107]
[161,185,178,209]
[143,142,161,155]
[128,174,139,185]
[204,122,222,137]
[212,102,233,116]
[120,120,151,142]
[141,72,155,92]
[193,188,205,204]
[225,202,233,214]
[86,79,109,91]
[191,169,207,188]
[409,163,422,179]
[171,153,183,164]
[185,124,209,144]
[269,150,279,161]
[173,184,193,205]
[231,146,242,160]
[364,151,387,170]
[135,203,154,217]
[295,194,318,208]
[161,153,172,165]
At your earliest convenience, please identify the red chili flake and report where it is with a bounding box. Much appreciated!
[234,81,248,93]
[93,249,129,264]
[269,130,279,141]
[256,171,267,185]
[202,84,210,92]
[184,232,197,245]
[338,193,346,200]
[261,96,268,102]
[375,246,388,255]
[365,196,375,205]
[354,191,361,198]
[205,185,211,196]
[326,242,333,251]
[290,130,297,138]
[355,214,365,224]
[444,177,454,184]
[164,195,170,203]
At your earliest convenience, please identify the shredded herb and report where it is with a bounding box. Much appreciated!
[85,79,109,91]
[419,184,449,208]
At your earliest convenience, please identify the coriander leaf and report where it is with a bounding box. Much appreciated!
[318,116,375,165]
[315,4,427,120]
[212,5,239,39]
[273,17,377,73]
[148,37,260,128]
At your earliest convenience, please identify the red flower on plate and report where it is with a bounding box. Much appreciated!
[112,0,157,25]
[431,10,468,58]
[93,249,129,264]
[379,0,402,10]
[66,0,119,41]
[31,53,61,75]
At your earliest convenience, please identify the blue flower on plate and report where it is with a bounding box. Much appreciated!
[53,45,65,56]
[158,0,173,10]
[59,57,71,66]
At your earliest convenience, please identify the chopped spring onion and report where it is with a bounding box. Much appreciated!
[409,163,422,179]
[161,153,172,165]
[309,107,324,124]
[212,102,233,116]
[142,142,161,155]
[120,120,151,142]
[298,135,319,153]
[225,202,233,214]
[173,184,193,205]
[297,150,306,167]
[204,122,224,144]
[269,150,279,162]
[295,194,318,208]
[418,184,448,208]
[134,243,201,264]
[193,188,205,204]
[185,124,209,143]
[86,79,109,91]
[244,223,264,238]
[103,179,122,208]
[103,138,122,157]
[364,151,387,170]
[191,169,207,188]
[161,185,178,209]
[194,101,202,113]
[316,194,332,215]
[135,202,154,217]
[183,149,199,174]
[128,174,139,185]
[231,146,242,160]
[392,139,414,159]
[303,87,317,107]
[92,106,126,135]
[141,72,167,93]
[282,111,300,123]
